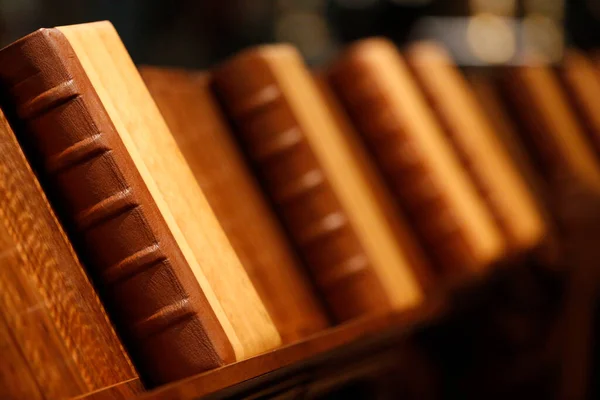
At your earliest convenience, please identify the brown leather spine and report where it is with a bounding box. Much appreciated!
[140,67,330,341]
[0,109,138,399]
[0,28,234,386]
[499,65,600,195]
[328,39,493,276]
[212,48,391,322]
[558,50,600,159]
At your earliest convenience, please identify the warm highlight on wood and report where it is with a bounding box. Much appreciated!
[0,110,138,399]
[328,38,505,277]
[57,21,280,360]
[500,63,600,194]
[213,44,425,322]
[140,66,330,342]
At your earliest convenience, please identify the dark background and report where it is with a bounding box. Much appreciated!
[0,0,595,68]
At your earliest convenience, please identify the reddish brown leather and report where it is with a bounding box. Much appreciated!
[0,28,234,386]
[140,67,330,342]
[212,49,392,323]
[328,46,476,276]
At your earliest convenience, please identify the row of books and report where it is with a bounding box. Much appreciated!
[0,20,599,399]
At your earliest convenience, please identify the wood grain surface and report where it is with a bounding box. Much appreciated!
[57,22,281,363]
[213,44,425,323]
[405,43,547,254]
[0,109,138,398]
[328,38,505,277]
[140,66,330,343]
[72,378,145,400]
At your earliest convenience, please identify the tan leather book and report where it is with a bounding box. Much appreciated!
[328,38,505,277]
[140,66,330,342]
[313,73,436,291]
[558,49,600,159]
[499,62,600,195]
[466,71,550,205]
[0,109,139,399]
[405,42,547,254]
[212,44,426,322]
[0,22,280,385]
[466,71,559,266]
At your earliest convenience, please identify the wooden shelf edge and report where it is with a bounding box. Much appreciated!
[135,298,444,400]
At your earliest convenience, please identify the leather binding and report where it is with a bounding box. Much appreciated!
[466,71,550,208]
[0,109,138,399]
[213,45,424,322]
[0,28,234,385]
[499,64,600,196]
[466,71,560,267]
[328,38,504,276]
[140,67,330,341]
[405,42,547,254]
[313,73,435,292]
[558,50,600,159]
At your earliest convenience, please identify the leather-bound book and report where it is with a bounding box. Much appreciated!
[0,22,280,386]
[466,71,549,205]
[498,60,600,400]
[558,49,600,159]
[498,62,600,195]
[0,109,139,400]
[212,44,426,322]
[328,38,505,277]
[140,66,330,342]
[467,71,559,266]
[405,43,547,254]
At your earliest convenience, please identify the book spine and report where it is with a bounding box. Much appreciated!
[328,56,476,276]
[213,52,391,322]
[0,28,234,386]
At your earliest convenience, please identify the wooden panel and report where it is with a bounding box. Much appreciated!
[140,66,330,343]
[72,378,145,400]
[0,109,138,398]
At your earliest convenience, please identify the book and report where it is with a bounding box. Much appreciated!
[405,42,547,254]
[0,108,138,399]
[313,73,435,292]
[0,22,280,385]
[140,66,330,342]
[499,62,600,196]
[213,44,426,322]
[558,49,600,160]
[467,71,559,266]
[328,38,505,277]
